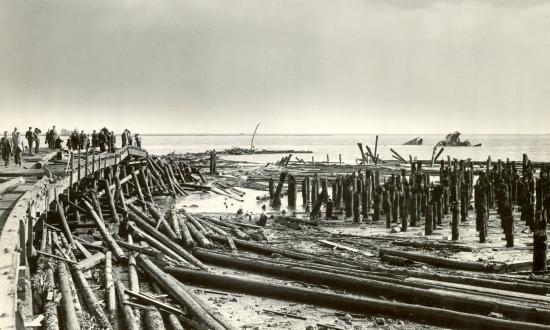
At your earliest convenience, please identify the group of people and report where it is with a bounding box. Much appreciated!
[70,127,142,152]
[45,126,63,149]
[0,127,40,167]
[121,128,141,148]
[0,125,143,167]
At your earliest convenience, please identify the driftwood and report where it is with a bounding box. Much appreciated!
[165,266,549,330]
[105,251,118,329]
[57,261,80,330]
[136,255,225,330]
[379,248,504,272]
[177,214,196,249]
[192,248,550,324]
[128,212,208,270]
[115,281,137,330]
[73,266,112,329]
[74,252,105,271]
[128,222,191,265]
[83,200,126,261]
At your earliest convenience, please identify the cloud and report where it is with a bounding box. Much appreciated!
[1,0,549,133]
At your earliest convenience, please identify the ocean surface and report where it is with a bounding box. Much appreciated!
[141,134,550,164]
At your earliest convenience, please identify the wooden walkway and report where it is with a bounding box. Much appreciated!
[0,145,147,329]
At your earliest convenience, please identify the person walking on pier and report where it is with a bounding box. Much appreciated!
[92,129,98,148]
[135,133,142,148]
[25,127,33,155]
[50,126,59,149]
[33,128,41,153]
[12,131,24,166]
[109,130,116,152]
[121,129,128,147]
[79,130,86,149]
[45,129,52,148]
[98,129,107,152]
[1,131,12,167]
[70,130,80,150]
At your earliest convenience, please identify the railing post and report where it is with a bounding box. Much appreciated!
[85,147,89,177]
[77,148,81,182]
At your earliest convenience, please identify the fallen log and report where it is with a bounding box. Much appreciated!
[165,266,550,330]
[185,221,213,249]
[74,252,105,271]
[391,240,474,252]
[115,281,137,330]
[131,202,176,239]
[83,200,126,261]
[105,251,118,329]
[128,222,192,266]
[125,290,184,316]
[73,265,112,329]
[192,248,550,324]
[128,212,208,270]
[57,261,80,330]
[136,255,225,330]
[57,201,75,247]
[205,233,360,269]
[379,248,505,272]
[203,216,251,240]
[114,239,164,258]
[177,214,196,249]
[276,216,319,227]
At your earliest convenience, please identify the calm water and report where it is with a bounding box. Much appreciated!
[140,134,550,164]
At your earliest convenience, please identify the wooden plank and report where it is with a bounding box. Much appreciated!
[318,240,374,257]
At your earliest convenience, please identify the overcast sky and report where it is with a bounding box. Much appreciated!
[1,0,549,134]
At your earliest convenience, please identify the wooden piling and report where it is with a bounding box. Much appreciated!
[288,174,297,207]
[272,172,287,207]
[353,192,361,223]
[103,180,120,223]
[425,201,433,236]
[451,202,459,240]
[269,178,275,200]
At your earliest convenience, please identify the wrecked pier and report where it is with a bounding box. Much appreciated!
[1,142,550,329]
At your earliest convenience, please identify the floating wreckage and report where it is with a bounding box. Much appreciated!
[403,137,423,145]
[439,131,481,147]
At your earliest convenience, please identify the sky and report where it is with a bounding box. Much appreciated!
[0,0,549,134]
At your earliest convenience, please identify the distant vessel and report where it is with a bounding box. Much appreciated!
[403,137,423,145]
[439,131,481,147]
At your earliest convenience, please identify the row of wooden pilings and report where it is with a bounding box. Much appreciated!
[265,154,550,272]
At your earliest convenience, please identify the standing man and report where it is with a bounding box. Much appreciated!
[33,127,41,154]
[121,129,127,147]
[71,130,80,150]
[92,130,98,148]
[25,127,34,154]
[79,130,86,149]
[98,130,106,152]
[1,131,12,167]
[128,130,133,146]
[135,133,142,148]
[109,131,116,152]
[45,129,51,148]
[51,126,59,149]
[12,131,24,166]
